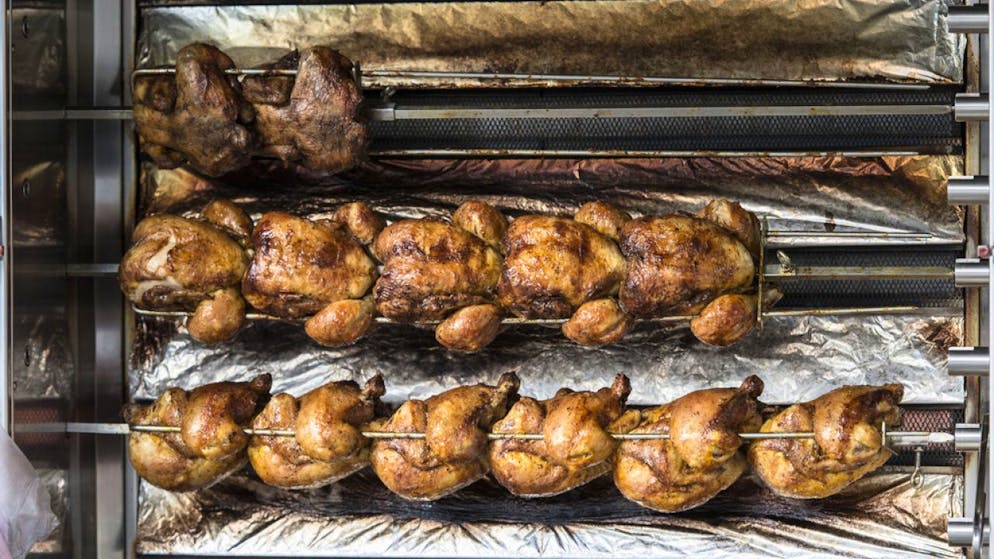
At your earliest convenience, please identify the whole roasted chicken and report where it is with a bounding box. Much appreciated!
[488,374,630,497]
[242,203,382,346]
[123,374,271,491]
[373,201,507,352]
[242,47,367,175]
[369,372,520,500]
[134,43,255,177]
[620,199,766,346]
[499,201,632,346]
[119,199,252,344]
[248,375,385,489]
[748,383,904,499]
[613,376,764,512]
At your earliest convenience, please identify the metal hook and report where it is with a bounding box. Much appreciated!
[910,446,925,489]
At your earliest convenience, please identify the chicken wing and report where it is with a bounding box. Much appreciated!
[123,374,271,491]
[748,383,904,499]
[613,376,764,512]
[489,374,630,497]
[119,200,251,344]
[248,375,385,489]
[370,372,519,500]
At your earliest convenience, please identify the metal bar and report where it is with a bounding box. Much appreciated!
[949,4,990,34]
[131,67,933,90]
[0,0,8,434]
[763,264,954,281]
[367,148,928,158]
[11,108,133,120]
[67,263,120,277]
[34,421,952,446]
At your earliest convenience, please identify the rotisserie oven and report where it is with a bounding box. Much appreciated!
[3,1,992,557]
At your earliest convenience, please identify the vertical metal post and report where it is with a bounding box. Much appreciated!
[0,0,9,435]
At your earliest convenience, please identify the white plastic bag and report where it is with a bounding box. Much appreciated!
[0,428,56,559]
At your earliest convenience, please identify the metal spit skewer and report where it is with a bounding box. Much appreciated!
[20,421,954,447]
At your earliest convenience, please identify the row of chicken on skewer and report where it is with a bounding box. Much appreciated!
[120,197,777,351]
[134,43,366,177]
[125,372,905,512]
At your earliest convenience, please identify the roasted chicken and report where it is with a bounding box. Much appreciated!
[373,201,506,352]
[499,202,632,346]
[123,374,271,491]
[488,374,630,497]
[248,375,385,489]
[242,205,381,346]
[119,199,252,344]
[619,199,761,346]
[748,383,904,499]
[369,372,520,500]
[613,376,764,512]
[134,44,255,177]
[242,47,367,175]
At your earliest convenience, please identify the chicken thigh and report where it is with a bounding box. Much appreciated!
[488,374,630,497]
[748,383,904,499]
[133,43,255,177]
[242,206,381,346]
[243,47,367,175]
[373,201,506,352]
[123,374,271,491]
[613,376,764,512]
[119,199,252,344]
[499,202,631,346]
[369,372,520,500]
[248,375,385,489]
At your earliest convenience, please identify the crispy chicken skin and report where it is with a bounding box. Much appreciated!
[489,374,630,497]
[248,375,384,489]
[373,201,505,351]
[243,207,379,346]
[119,200,251,344]
[123,374,271,491]
[243,47,367,175]
[574,201,631,241]
[748,383,904,499]
[498,204,630,345]
[619,213,755,317]
[613,376,764,512]
[134,44,254,177]
[370,372,520,500]
[697,199,761,260]
[689,287,783,347]
[452,200,508,249]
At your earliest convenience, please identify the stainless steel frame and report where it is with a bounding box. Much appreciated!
[2,1,986,558]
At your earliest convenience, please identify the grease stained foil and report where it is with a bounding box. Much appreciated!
[136,0,964,86]
[133,155,965,557]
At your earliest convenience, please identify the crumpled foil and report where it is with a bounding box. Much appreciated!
[29,469,66,554]
[135,470,962,558]
[136,0,965,87]
[130,155,965,405]
[129,152,966,554]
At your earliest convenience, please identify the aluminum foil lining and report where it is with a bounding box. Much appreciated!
[135,469,962,558]
[136,0,965,87]
[29,469,66,554]
[130,155,964,405]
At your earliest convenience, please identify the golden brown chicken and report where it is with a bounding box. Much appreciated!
[248,375,385,489]
[119,199,252,344]
[488,374,630,497]
[242,206,381,346]
[499,202,631,346]
[619,199,761,345]
[123,374,271,491]
[748,383,904,499]
[369,372,520,500]
[134,44,255,177]
[242,47,367,175]
[613,376,764,512]
[373,201,507,352]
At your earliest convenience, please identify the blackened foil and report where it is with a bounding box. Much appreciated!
[135,470,962,558]
[136,1,964,86]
